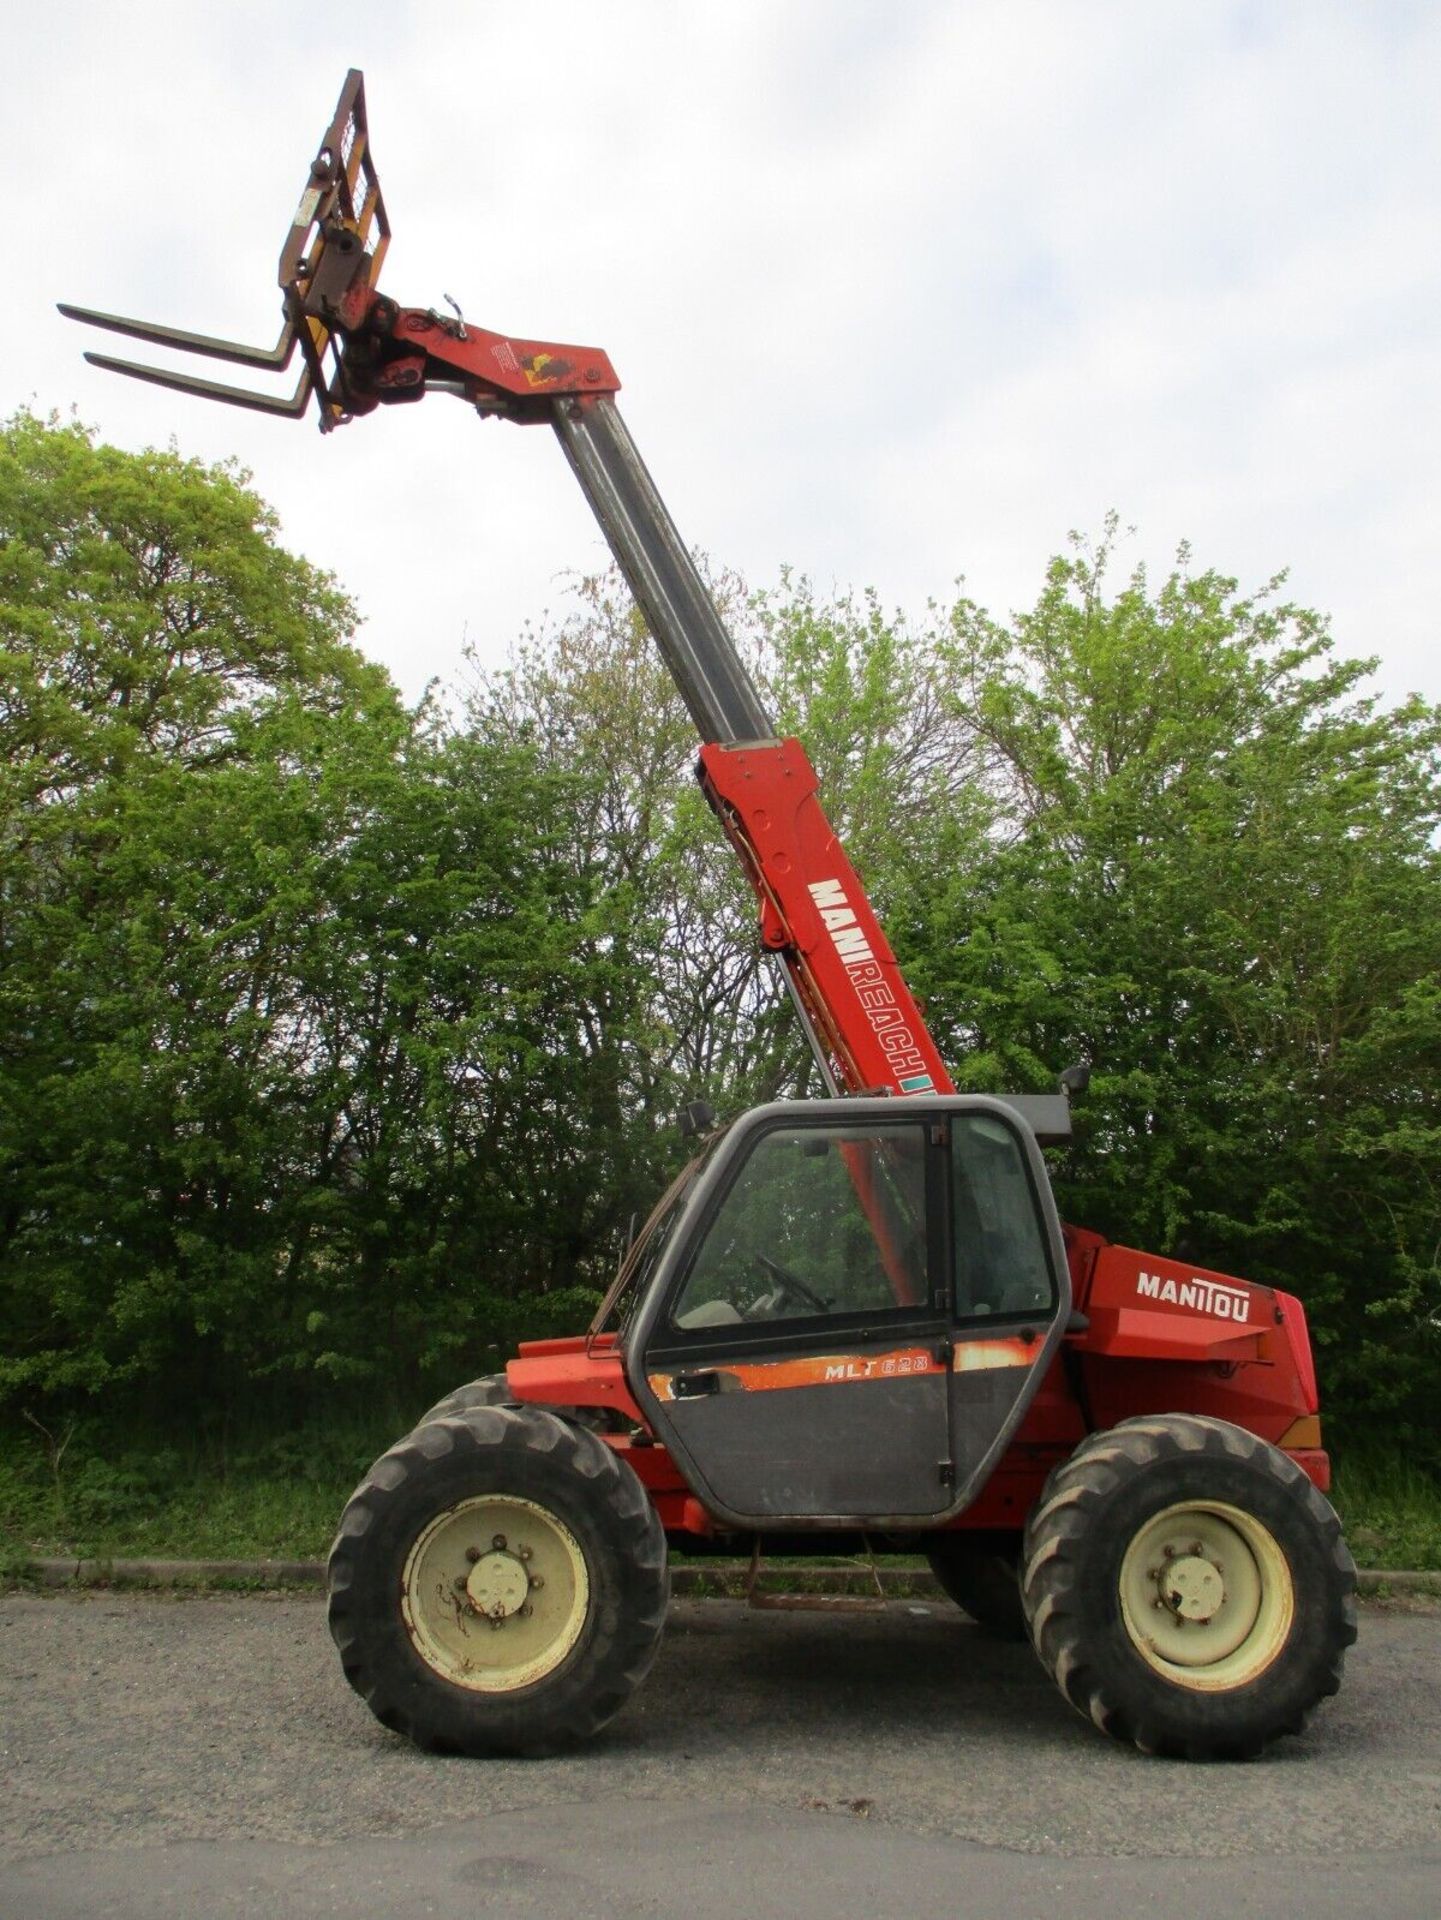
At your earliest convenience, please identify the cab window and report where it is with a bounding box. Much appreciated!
[671,1122,929,1333]
[951,1114,1055,1319]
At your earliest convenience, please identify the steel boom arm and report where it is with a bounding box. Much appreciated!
[550,397,768,745]
[60,67,953,1101]
[546,394,952,1099]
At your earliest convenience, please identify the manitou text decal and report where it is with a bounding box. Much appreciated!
[1136,1271,1251,1322]
[808,879,935,1092]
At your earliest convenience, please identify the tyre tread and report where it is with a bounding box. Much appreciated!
[1021,1413,1356,1759]
[327,1404,668,1756]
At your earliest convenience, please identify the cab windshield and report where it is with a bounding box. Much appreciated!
[587,1140,721,1339]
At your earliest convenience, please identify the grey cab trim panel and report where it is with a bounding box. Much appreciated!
[623,1094,1072,1531]
[989,1091,1072,1147]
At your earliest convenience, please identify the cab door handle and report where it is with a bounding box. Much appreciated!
[672,1370,722,1399]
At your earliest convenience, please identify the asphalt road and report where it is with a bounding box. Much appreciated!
[2,1591,1438,1918]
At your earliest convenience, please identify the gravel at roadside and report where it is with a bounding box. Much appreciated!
[2,1590,1439,1871]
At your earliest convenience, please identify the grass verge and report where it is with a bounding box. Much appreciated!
[0,1417,392,1564]
[2,1421,1438,1571]
[1330,1450,1441,1572]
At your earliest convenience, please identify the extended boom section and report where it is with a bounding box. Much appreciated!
[551,398,770,744]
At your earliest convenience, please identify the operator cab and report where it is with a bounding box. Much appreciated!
[624,1095,1071,1529]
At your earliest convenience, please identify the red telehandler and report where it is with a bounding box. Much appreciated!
[64,71,1355,1761]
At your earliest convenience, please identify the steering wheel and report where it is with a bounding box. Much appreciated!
[753,1252,830,1316]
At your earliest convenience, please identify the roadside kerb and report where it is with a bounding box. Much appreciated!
[14,1556,1440,1597]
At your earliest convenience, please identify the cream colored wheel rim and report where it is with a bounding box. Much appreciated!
[401,1494,589,1693]
[1119,1499,1294,1692]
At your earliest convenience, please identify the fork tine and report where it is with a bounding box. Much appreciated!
[80,351,314,419]
[58,304,296,373]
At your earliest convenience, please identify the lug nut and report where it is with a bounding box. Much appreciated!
[492,1534,507,1551]
[530,1574,544,1590]
[453,1576,469,1594]
[465,1547,482,1564]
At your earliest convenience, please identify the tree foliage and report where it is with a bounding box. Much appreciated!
[904,525,1441,1456]
[464,566,993,1107]
[2,416,1435,1464]
[0,417,638,1427]
[469,534,1441,1459]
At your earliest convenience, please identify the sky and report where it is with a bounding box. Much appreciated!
[6,1,1439,713]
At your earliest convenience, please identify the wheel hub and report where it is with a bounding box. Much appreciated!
[1157,1551,1225,1623]
[465,1543,533,1622]
[1118,1498,1295,1689]
[401,1493,589,1692]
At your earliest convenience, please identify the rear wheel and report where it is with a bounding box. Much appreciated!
[328,1405,668,1755]
[1021,1414,1356,1758]
[925,1535,1025,1639]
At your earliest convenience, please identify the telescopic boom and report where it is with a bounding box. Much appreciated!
[62,68,951,1100]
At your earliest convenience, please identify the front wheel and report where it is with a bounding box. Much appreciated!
[413,1374,610,1434]
[412,1373,512,1429]
[327,1405,668,1755]
[1021,1414,1356,1759]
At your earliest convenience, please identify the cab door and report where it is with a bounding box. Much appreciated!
[941,1107,1070,1508]
[633,1112,953,1523]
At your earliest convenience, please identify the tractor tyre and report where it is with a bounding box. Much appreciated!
[413,1374,512,1429]
[924,1536,1026,1640]
[1021,1414,1356,1759]
[414,1375,608,1434]
[327,1404,669,1755]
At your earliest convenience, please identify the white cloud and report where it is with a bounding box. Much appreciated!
[4,0,1437,706]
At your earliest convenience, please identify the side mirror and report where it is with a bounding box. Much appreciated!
[678,1100,717,1140]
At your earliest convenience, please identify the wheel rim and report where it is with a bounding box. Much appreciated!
[401,1494,590,1693]
[1118,1499,1294,1692]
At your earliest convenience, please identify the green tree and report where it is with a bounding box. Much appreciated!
[473,535,1440,1459]
[465,565,995,1113]
[7,408,1433,1471]
[0,416,636,1429]
[0,412,361,802]
[906,525,1441,1459]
